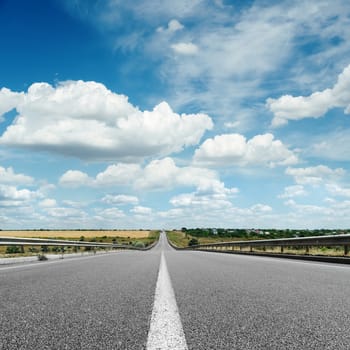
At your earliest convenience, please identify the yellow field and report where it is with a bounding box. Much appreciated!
[0,230,151,239]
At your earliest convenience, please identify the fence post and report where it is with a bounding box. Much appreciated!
[344,245,349,256]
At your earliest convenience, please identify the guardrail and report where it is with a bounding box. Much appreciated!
[0,236,158,252]
[182,234,350,258]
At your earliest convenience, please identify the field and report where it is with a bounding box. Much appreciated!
[167,230,241,248]
[0,230,150,239]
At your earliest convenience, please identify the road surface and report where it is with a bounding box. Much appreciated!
[1,233,350,349]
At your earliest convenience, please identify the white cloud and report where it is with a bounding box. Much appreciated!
[0,185,38,207]
[59,170,92,187]
[95,164,141,186]
[60,163,141,187]
[59,157,230,193]
[133,157,238,195]
[0,166,34,185]
[267,64,350,127]
[171,42,199,55]
[279,185,307,199]
[0,88,24,121]
[131,206,153,215]
[39,198,57,208]
[284,199,333,216]
[168,164,238,212]
[0,81,213,161]
[250,204,273,213]
[193,133,298,167]
[45,207,87,218]
[170,192,233,210]
[157,19,184,33]
[285,165,345,185]
[102,194,139,205]
[326,183,350,198]
[95,207,125,219]
[309,129,350,161]
[62,200,89,208]
[158,208,184,219]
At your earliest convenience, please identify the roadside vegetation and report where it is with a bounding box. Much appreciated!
[166,228,350,257]
[0,230,160,257]
[182,227,350,240]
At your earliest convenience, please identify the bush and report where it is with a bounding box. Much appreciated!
[188,238,199,247]
[133,241,145,248]
[6,246,21,254]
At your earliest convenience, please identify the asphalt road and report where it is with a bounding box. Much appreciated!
[1,233,350,349]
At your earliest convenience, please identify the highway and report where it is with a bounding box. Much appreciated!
[1,233,350,349]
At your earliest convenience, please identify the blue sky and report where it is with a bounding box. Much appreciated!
[1,0,350,229]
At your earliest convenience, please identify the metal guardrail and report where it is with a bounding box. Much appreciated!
[183,234,350,256]
[0,236,159,251]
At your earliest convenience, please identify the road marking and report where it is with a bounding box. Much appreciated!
[147,252,188,350]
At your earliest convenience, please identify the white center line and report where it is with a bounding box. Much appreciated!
[147,252,188,350]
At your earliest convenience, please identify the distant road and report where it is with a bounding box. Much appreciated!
[1,233,350,349]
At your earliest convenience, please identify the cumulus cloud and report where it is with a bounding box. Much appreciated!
[169,188,237,211]
[326,183,350,198]
[95,164,141,186]
[285,165,345,185]
[131,206,153,215]
[0,80,213,161]
[59,163,141,187]
[134,157,216,190]
[157,19,184,33]
[0,166,34,185]
[101,194,139,205]
[267,64,350,127]
[60,157,236,195]
[133,157,238,194]
[278,185,307,199]
[168,163,238,211]
[0,185,38,207]
[39,198,57,208]
[95,207,125,219]
[170,192,233,210]
[250,204,273,213]
[284,199,333,216]
[171,42,199,55]
[45,207,87,218]
[193,133,298,167]
[0,88,24,121]
[59,170,92,187]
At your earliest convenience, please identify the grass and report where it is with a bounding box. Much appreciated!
[166,231,248,248]
[166,231,189,247]
[166,231,349,257]
[0,230,160,257]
